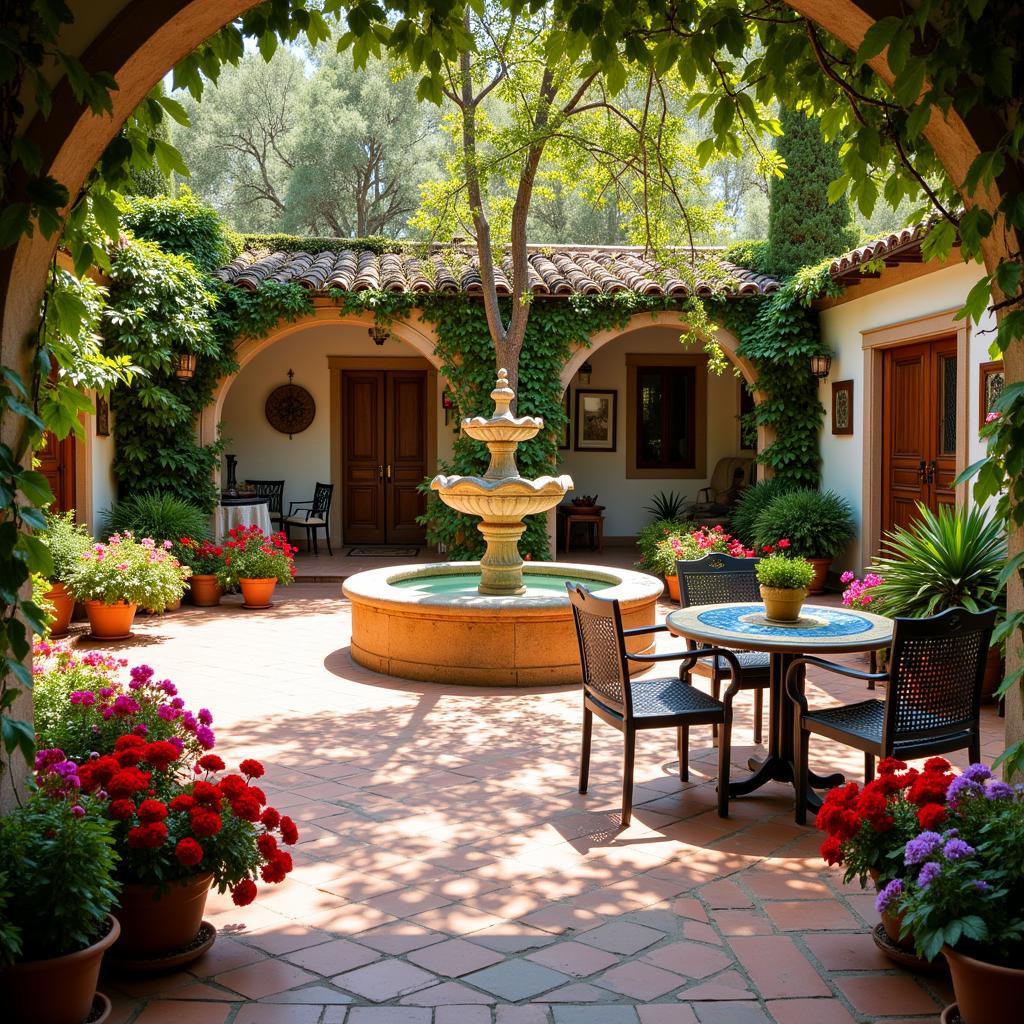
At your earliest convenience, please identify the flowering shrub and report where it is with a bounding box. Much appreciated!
[33,641,214,763]
[840,570,884,610]
[174,537,230,583]
[222,525,297,585]
[66,532,190,612]
[885,763,1024,964]
[755,552,814,590]
[816,756,957,887]
[0,757,117,964]
[635,517,690,573]
[650,524,754,577]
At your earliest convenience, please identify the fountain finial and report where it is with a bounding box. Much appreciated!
[491,369,514,418]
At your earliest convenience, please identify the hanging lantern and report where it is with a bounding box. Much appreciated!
[809,354,832,380]
[369,327,390,346]
[578,360,593,385]
[175,352,197,380]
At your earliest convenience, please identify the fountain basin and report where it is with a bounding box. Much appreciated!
[343,561,665,686]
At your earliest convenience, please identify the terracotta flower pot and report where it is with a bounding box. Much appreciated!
[760,585,808,622]
[44,581,75,637]
[664,574,680,602]
[84,599,137,640]
[0,914,119,1024]
[189,575,222,607]
[943,945,1024,1024]
[806,557,831,595]
[239,577,277,608]
[112,873,212,958]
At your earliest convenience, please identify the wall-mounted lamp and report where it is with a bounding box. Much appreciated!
[809,354,832,380]
[441,389,454,412]
[369,327,390,346]
[174,352,197,380]
[578,360,593,385]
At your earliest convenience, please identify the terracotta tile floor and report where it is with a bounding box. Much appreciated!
[70,581,1003,1023]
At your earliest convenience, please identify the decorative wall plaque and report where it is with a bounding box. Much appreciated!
[265,370,315,438]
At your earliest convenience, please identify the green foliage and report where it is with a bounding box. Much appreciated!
[102,493,210,545]
[644,491,687,521]
[729,478,795,547]
[636,517,692,574]
[756,553,815,590]
[765,108,858,279]
[221,527,296,586]
[753,488,856,560]
[121,188,232,273]
[871,503,1006,622]
[724,239,770,276]
[0,791,118,964]
[42,510,92,582]
[242,233,404,255]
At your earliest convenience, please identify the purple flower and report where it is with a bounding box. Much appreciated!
[133,723,148,736]
[875,878,904,914]
[168,736,184,752]
[942,838,975,861]
[128,679,144,690]
[71,805,85,818]
[157,704,179,721]
[904,831,942,866]
[198,708,213,726]
[160,680,177,696]
[946,775,982,803]
[917,862,942,888]
[181,711,197,731]
[195,726,215,750]
[171,697,184,709]
[130,665,154,682]
[985,781,1014,800]
[972,880,991,893]
[112,695,140,716]
[963,763,992,783]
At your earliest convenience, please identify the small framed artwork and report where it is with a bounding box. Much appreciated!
[95,394,110,437]
[558,389,570,450]
[574,389,617,452]
[831,379,853,435]
[979,360,1004,427]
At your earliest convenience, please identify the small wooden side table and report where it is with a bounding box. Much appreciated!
[558,504,605,553]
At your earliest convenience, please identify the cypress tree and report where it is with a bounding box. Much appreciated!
[765,107,859,278]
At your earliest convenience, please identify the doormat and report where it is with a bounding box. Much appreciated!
[347,546,420,557]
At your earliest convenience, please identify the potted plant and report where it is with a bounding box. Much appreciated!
[65,532,191,639]
[222,525,296,608]
[175,537,228,606]
[635,517,690,575]
[816,756,956,967]
[0,754,120,1024]
[886,762,1024,1023]
[870,503,1006,699]
[652,525,754,600]
[753,489,856,593]
[755,548,814,620]
[729,477,794,548]
[41,510,91,636]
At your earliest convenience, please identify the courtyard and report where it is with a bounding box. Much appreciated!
[74,577,1001,1024]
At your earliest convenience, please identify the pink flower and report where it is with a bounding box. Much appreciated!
[985,411,1001,423]
[116,561,129,571]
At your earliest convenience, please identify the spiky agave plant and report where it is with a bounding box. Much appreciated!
[871,503,1006,619]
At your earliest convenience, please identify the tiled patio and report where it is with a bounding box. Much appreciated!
[75,581,1003,1024]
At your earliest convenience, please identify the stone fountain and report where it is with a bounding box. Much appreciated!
[431,370,573,596]
[342,370,663,686]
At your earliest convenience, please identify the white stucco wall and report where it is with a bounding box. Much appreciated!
[220,322,450,533]
[818,260,994,572]
[557,326,750,538]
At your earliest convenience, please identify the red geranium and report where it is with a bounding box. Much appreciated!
[175,837,204,867]
[169,794,195,812]
[917,803,947,830]
[280,816,298,845]
[108,767,151,798]
[219,775,247,799]
[108,798,135,820]
[127,822,168,849]
[198,754,226,772]
[144,740,180,770]
[257,834,278,859]
[239,759,265,779]
[190,808,223,837]
[231,793,262,822]
[231,879,257,906]
[137,798,169,823]
[261,807,280,829]
[192,780,223,808]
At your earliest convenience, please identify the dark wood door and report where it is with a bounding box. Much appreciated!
[342,370,428,544]
[882,337,958,536]
[37,430,76,513]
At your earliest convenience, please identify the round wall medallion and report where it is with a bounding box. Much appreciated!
[265,384,315,436]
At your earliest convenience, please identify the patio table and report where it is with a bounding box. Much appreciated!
[213,495,272,543]
[665,601,893,813]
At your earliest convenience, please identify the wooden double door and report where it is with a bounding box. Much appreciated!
[341,369,428,544]
[38,430,76,513]
[882,337,958,536]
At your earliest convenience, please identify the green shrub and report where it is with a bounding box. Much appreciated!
[756,553,815,590]
[753,488,855,560]
[724,239,770,276]
[636,517,691,573]
[42,509,92,582]
[730,478,794,547]
[103,492,210,545]
[871,503,1006,619]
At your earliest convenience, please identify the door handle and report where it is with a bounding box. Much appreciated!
[378,465,383,480]
[917,459,927,483]
[386,465,392,481]
[926,459,937,485]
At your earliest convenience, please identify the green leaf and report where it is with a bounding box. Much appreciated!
[855,17,902,65]
[90,192,121,242]
[0,714,34,762]
[17,470,55,507]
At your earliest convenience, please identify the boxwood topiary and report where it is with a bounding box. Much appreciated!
[753,488,855,560]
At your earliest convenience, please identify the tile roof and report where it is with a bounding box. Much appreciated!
[214,244,780,300]
[828,216,957,282]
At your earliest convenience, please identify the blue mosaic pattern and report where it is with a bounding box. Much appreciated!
[696,604,875,639]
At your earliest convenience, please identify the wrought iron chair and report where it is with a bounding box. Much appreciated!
[566,582,742,825]
[246,479,285,532]
[677,553,770,745]
[788,606,997,826]
[283,482,334,556]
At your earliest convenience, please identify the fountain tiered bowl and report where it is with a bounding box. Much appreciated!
[343,371,662,685]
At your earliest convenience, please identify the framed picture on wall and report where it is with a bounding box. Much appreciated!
[979,360,1004,427]
[558,389,570,450]
[831,379,853,435]
[574,389,616,451]
[95,394,110,437]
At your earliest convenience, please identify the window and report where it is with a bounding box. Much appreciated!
[636,365,697,469]
[626,354,707,479]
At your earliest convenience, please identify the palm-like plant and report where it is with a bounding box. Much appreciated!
[644,490,687,521]
[871,503,1006,619]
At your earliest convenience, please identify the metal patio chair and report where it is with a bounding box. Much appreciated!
[566,582,742,825]
[247,479,285,532]
[788,605,997,825]
[283,482,334,556]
